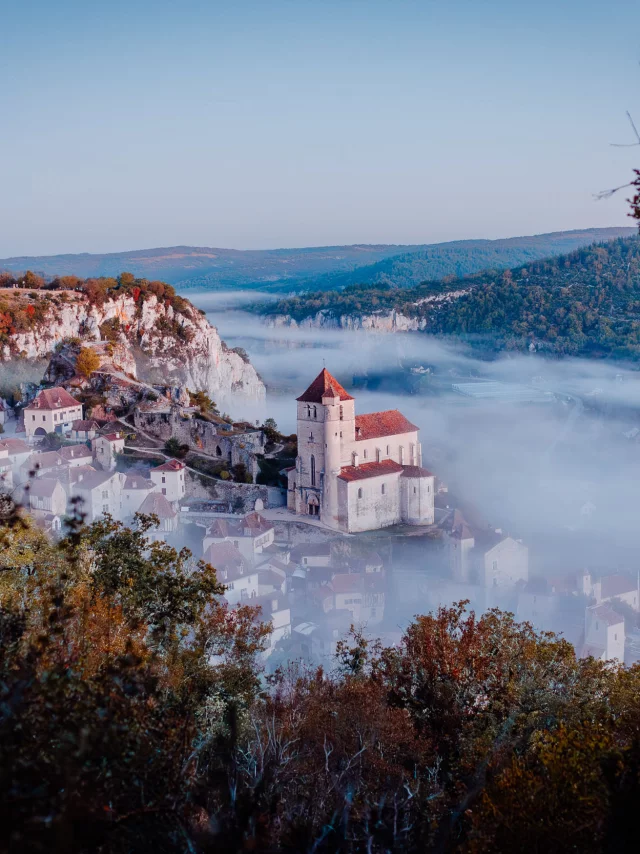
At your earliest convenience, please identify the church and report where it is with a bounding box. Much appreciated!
[287,369,436,533]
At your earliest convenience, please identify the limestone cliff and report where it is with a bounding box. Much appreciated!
[2,292,265,405]
[265,289,470,333]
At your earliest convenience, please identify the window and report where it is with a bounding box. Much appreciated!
[615,633,618,641]
[399,446,404,464]
[339,405,343,421]
[357,488,363,499]
[102,504,109,513]
[306,405,311,417]
[376,448,381,462]
[162,488,166,495]
[386,444,390,456]
[410,443,415,463]
[363,449,368,460]
[596,621,599,630]
[101,490,109,499]
[413,487,417,494]
[42,415,46,422]
[492,560,498,571]
[216,445,222,457]
[310,455,316,486]
[234,540,239,547]
[381,483,385,495]
[309,432,313,442]
[313,405,317,418]
[32,415,35,421]
[162,476,166,483]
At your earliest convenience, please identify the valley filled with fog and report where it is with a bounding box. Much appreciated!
[189,289,640,584]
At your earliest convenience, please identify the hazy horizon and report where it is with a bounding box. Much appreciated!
[2,0,639,257]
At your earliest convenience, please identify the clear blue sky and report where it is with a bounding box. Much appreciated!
[1,0,638,256]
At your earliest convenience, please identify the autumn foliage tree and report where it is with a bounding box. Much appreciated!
[75,346,101,377]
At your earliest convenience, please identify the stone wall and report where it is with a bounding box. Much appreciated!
[134,406,265,478]
[185,470,283,513]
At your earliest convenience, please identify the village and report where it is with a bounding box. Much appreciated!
[1,352,638,669]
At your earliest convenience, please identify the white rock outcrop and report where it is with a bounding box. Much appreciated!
[2,293,265,404]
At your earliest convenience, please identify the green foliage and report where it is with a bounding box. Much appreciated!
[163,436,189,459]
[231,462,253,483]
[266,237,640,360]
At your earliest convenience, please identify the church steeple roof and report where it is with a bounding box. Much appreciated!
[296,368,354,403]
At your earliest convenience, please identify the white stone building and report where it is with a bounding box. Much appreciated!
[24,387,83,440]
[0,438,31,483]
[92,432,126,471]
[202,512,275,566]
[443,509,528,588]
[29,477,67,518]
[121,474,157,519]
[581,572,639,611]
[150,459,186,503]
[69,469,124,522]
[582,604,625,663]
[59,444,93,468]
[202,541,260,606]
[287,369,435,533]
[137,491,178,538]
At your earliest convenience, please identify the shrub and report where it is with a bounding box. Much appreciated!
[75,347,101,378]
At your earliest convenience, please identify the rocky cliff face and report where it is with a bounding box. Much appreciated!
[266,309,428,332]
[2,292,265,404]
[264,289,471,333]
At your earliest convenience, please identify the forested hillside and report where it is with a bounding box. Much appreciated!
[264,237,640,359]
[3,508,640,853]
[0,227,632,292]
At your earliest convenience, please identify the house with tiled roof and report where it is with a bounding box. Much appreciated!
[121,474,157,519]
[70,419,100,441]
[202,541,260,605]
[59,444,93,467]
[137,491,178,536]
[69,469,124,523]
[24,387,83,440]
[287,368,435,532]
[28,477,67,519]
[150,458,186,503]
[582,603,625,663]
[202,511,275,566]
[91,432,126,471]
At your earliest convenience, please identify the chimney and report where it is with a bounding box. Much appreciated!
[352,452,359,468]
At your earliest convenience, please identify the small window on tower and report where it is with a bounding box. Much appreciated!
[363,449,368,460]
[306,405,311,417]
[339,405,344,421]
[381,483,385,495]
[357,488,363,499]
[309,432,313,442]
[313,405,317,418]
[386,444,390,456]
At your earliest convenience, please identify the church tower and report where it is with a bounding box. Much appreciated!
[293,368,354,526]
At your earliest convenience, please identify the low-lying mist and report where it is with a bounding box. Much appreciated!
[187,290,640,578]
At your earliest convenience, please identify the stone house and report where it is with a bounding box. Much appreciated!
[69,470,124,523]
[150,459,186,503]
[59,444,93,468]
[92,432,126,470]
[137,492,178,537]
[582,604,625,663]
[24,387,83,440]
[28,477,67,518]
[202,541,260,606]
[0,438,31,483]
[121,474,157,519]
[202,511,275,566]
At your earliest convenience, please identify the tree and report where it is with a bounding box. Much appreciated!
[231,462,252,483]
[189,389,217,414]
[20,270,45,289]
[164,436,189,459]
[75,346,101,378]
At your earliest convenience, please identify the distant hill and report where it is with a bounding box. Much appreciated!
[264,236,640,360]
[0,227,634,293]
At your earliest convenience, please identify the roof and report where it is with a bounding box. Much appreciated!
[59,444,92,461]
[0,438,30,455]
[331,573,364,595]
[338,459,404,482]
[137,491,177,519]
[22,451,65,471]
[444,509,474,540]
[601,574,637,599]
[152,458,185,472]
[290,542,332,561]
[354,410,418,441]
[99,432,123,443]
[242,511,272,535]
[72,419,99,431]
[29,477,64,499]
[203,541,245,571]
[296,369,354,403]
[72,470,117,491]
[401,465,434,478]
[124,474,155,490]
[589,604,625,627]
[25,387,79,411]
[258,569,286,589]
[206,518,243,539]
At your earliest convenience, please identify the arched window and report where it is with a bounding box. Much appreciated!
[306,405,311,417]
[216,445,222,457]
[357,487,363,499]
[313,405,317,418]
[339,405,344,421]
[310,455,316,486]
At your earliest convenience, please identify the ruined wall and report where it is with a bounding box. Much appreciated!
[184,471,282,513]
[134,407,265,478]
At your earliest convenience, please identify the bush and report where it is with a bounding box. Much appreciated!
[219,470,230,480]
[75,347,101,378]
[163,437,189,459]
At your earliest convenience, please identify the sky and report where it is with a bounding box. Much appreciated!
[1,0,639,256]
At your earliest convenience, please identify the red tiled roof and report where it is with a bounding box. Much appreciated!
[0,438,30,455]
[25,387,79,411]
[354,410,418,441]
[331,573,364,594]
[243,511,272,535]
[60,445,92,461]
[138,492,177,519]
[600,574,637,599]
[338,459,403,482]
[72,419,99,431]
[124,475,155,490]
[153,459,185,472]
[296,369,354,403]
[203,541,245,570]
[400,465,434,478]
[101,433,123,442]
[590,604,624,626]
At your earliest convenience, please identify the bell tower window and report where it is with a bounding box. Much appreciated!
[310,455,316,486]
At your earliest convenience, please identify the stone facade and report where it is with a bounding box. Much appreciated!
[287,369,435,533]
[133,405,264,479]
